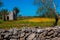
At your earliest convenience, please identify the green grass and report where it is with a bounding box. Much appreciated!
[0,20,4,24]
[0,18,60,29]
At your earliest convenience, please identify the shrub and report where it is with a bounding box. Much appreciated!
[0,20,4,24]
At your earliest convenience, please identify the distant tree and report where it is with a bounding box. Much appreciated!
[0,11,1,19]
[34,0,59,27]
[0,9,8,21]
[0,0,3,19]
[0,0,3,10]
[18,14,22,17]
[13,7,19,20]
[40,10,56,18]
[0,0,2,7]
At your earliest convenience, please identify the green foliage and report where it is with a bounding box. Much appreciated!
[0,11,2,18]
[34,0,58,17]
[40,11,55,18]
[0,20,4,24]
[13,7,19,14]
[0,9,8,21]
[13,7,20,20]
[0,0,3,7]
[34,0,59,26]
[1,9,8,15]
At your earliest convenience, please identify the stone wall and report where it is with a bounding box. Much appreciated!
[0,27,60,40]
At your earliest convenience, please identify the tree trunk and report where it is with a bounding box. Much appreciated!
[53,17,59,27]
[53,2,59,27]
[13,12,17,20]
[49,8,59,27]
[2,15,6,21]
[53,11,59,27]
[2,15,4,20]
[3,15,6,21]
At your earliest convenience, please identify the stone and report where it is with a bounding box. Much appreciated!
[26,33,36,40]
[45,38,51,40]
[52,37,58,40]
[20,32,25,38]
[33,37,36,40]
[37,29,42,33]
[58,37,60,40]
[0,27,60,40]
[10,39,18,40]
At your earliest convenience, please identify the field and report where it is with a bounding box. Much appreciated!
[0,17,60,29]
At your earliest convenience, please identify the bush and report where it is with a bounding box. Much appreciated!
[0,20,4,24]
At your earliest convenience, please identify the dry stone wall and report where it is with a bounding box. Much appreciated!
[0,27,60,40]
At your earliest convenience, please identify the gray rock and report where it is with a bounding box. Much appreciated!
[45,38,51,40]
[0,27,60,40]
[58,37,60,40]
[26,33,36,40]
[52,37,58,40]
[20,32,25,38]
[10,39,18,40]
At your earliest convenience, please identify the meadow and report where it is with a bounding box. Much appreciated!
[0,17,60,29]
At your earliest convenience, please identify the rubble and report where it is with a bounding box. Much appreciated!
[0,27,60,40]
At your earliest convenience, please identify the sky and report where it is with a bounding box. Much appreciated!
[1,0,60,16]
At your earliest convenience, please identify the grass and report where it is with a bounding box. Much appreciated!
[0,20,4,24]
[0,18,60,29]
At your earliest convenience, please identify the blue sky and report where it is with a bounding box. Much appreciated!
[2,0,60,16]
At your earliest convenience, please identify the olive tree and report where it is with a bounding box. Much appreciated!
[13,7,19,20]
[0,9,8,21]
[0,0,3,19]
[34,0,59,27]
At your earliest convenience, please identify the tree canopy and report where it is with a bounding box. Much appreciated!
[34,0,58,17]
[34,0,59,27]
[13,7,19,14]
[0,9,8,21]
[13,7,20,20]
[0,0,3,9]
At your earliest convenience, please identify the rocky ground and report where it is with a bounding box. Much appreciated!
[0,26,60,40]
